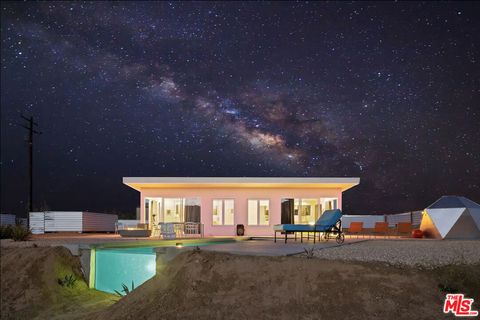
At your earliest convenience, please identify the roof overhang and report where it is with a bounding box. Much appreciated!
[123,177,360,192]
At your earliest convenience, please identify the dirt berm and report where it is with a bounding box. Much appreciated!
[2,247,478,320]
[0,246,113,320]
[99,250,456,320]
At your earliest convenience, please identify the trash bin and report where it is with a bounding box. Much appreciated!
[236,224,245,236]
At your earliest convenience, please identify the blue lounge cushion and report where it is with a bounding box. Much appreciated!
[315,209,342,227]
[274,209,342,232]
[273,224,314,232]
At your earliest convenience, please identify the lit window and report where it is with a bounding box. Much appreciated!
[224,200,234,225]
[248,199,269,225]
[293,199,319,224]
[212,200,223,225]
[212,199,234,226]
[163,198,184,223]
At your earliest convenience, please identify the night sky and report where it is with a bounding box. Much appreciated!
[1,2,479,218]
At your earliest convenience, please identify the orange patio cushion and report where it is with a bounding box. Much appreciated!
[397,222,412,233]
[349,222,364,233]
[374,222,388,233]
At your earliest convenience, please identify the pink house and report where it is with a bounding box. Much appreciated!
[123,177,360,237]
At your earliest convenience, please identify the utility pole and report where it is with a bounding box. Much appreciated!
[19,114,41,222]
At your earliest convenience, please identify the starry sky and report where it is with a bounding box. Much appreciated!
[1,1,479,218]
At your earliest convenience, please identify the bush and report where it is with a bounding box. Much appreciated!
[303,247,315,259]
[0,225,14,239]
[114,281,135,297]
[11,225,32,241]
[58,274,77,288]
[434,264,480,298]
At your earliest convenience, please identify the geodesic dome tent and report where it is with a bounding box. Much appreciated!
[420,196,480,239]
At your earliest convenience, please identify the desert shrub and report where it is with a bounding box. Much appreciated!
[58,274,77,288]
[304,247,315,259]
[438,283,458,294]
[11,225,32,241]
[0,225,14,239]
[434,264,480,298]
[114,281,135,297]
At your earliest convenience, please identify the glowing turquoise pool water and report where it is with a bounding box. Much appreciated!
[93,239,237,294]
[95,247,157,294]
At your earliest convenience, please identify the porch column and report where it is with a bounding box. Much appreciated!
[337,189,343,210]
[140,191,146,224]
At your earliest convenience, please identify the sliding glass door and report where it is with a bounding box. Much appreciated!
[163,198,184,223]
[281,197,338,224]
[145,197,201,225]
[294,199,319,224]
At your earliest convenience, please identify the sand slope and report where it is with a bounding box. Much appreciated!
[2,247,477,319]
[0,246,114,320]
[99,250,450,320]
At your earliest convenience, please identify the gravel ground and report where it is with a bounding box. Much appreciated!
[313,239,480,268]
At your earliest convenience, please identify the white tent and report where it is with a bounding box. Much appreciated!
[420,196,480,239]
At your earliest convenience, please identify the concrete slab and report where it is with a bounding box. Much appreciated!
[202,239,365,256]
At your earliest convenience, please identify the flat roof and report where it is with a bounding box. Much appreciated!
[123,177,360,192]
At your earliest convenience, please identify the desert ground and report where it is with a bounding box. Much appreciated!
[1,240,479,320]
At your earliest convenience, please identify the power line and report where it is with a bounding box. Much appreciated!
[18,113,42,221]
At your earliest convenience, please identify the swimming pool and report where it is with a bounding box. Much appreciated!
[92,239,237,294]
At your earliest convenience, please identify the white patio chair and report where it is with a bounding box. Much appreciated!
[160,223,176,240]
[184,222,200,237]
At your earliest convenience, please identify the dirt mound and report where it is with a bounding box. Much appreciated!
[0,246,113,320]
[99,250,450,320]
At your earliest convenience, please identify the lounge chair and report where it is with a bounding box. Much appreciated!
[273,209,344,244]
[396,222,412,237]
[348,221,364,238]
[373,222,389,238]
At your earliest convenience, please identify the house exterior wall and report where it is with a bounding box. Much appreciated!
[139,187,343,236]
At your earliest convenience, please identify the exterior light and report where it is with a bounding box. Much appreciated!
[175,242,183,248]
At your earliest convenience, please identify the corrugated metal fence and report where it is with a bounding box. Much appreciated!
[29,211,117,234]
[30,212,45,234]
[0,214,16,226]
[342,211,423,228]
[82,212,117,232]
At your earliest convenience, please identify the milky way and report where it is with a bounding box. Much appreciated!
[1,2,479,216]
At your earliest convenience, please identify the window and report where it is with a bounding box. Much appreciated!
[224,200,234,225]
[163,198,184,223]
[144,197,201,225]
[144,199,150,224]
[185,198,201,223]
[248,199,269,225]
[319,198,338,215]
[212,199,234,226]
[282,198,338,224]
[212,200,223,225]
[293,199,319,224]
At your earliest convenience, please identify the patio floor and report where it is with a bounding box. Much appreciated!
[1,233,424,257]
[201,238,366,256]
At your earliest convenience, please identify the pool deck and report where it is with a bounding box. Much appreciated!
[1,233,241,247]
[201,238,366,256]
[1,233,437,257]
